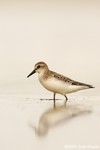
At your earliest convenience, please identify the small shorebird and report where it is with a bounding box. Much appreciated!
[27,61,94,106]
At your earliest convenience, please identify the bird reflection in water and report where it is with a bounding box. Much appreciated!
[29,102,92,136]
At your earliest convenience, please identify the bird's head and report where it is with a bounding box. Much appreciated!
[27,61,49,78]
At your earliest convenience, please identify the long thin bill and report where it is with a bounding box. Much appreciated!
[27,70,36,78]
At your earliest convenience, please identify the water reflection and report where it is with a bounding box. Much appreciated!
[29,102,92,136]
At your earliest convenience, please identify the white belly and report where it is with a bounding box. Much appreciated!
[39,77,87,95]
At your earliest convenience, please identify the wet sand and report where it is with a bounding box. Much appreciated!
[0,85,100,150]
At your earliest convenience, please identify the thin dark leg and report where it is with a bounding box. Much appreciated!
[64,95,68,103]
[53,93,56,107]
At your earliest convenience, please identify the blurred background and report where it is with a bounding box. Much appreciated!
[0,0,100,92]
[0,1,100,150]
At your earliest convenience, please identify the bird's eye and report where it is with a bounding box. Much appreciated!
[37,65,40,69]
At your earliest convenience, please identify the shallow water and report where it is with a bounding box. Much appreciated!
[0,84,100,150]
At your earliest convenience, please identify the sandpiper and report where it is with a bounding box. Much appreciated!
[27,61,94,106]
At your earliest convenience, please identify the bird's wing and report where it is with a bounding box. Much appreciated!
[51,71,94,88]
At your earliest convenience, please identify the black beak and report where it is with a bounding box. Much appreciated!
[27,69,36,78]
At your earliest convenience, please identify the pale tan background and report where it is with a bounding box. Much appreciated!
[0,1,100,150]
[0,0,100,85]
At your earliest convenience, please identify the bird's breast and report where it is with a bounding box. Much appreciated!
[38,75,69,94]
